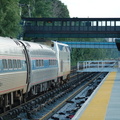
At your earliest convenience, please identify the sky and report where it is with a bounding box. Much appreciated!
[60,0,120,18]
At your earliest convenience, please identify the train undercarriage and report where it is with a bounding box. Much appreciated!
[0,75,70,114]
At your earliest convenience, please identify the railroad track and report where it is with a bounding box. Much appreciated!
[39,72,107,120]
[0,68,107,120]
[0,66,77,119]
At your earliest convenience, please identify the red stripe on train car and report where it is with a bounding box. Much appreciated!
[0,85,26,94]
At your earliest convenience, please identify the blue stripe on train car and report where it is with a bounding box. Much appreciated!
[31,60,58,70]
[0,60,27,73]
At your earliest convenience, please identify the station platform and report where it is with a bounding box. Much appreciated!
[72,70,120,120]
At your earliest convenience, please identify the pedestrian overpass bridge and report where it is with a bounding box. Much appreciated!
[22,17,120,38]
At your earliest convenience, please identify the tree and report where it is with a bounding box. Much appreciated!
[0,0,21,37]
[19,0,70,18]
[51,0,69,18]
[34,0,52,17]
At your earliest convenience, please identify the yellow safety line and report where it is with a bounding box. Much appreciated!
[79,72,116,120]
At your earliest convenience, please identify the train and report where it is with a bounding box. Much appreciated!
[0,37,71,112]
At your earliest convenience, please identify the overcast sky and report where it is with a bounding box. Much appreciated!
[60,0,120,18]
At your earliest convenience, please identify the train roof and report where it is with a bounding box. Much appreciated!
[0,37,19,45]
[0,37,25,48]
[20,40,55,51]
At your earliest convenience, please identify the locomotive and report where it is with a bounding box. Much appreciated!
[0,37,71,112]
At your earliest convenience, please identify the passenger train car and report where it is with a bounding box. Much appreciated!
[0,37,27,112]
[20,41,58,96]
[0,37,71,112]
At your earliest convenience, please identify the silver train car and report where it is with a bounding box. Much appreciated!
[20,41,58,95]
[0,37,27,111]
[0,37,71,112]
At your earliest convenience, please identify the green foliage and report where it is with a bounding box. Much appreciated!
[19,0,70,18]
[0,0,70,37]
[51,0,69,18]
[34,0,52,17]
[0,0,21,37]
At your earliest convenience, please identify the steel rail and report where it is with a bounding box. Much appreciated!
[39,72,103,120]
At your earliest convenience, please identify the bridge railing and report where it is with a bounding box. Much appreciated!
[24,26,120,33]
[77,60,118,72]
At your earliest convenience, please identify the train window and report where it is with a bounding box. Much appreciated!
[36,59,44,67]
[38,60,39,66]
[17,60,22,68]
[65,47,68,52]
[51,60,53,65]
[58,44,63,51]
[2,59,8,69]
[41,60,42,66]
[53,60,56,65]
[39,60,40,66]
[38,60,40,66]
[19,60,21,68]
[49,60,50,65]
[5,59,8,69]
[13,59,17,69]
[40,60,42,66]
[2,59,22,70]
[8,59,13,69]
[54,60,56,65]
[36,60,38,67]
[49,59,57,66]
[42,60,44,66]
[62,46,67,52]
[66,47,70,52]
[53,60,54,65]
[51,60,52,65]
[58,45,69,52]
